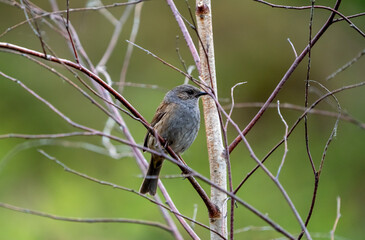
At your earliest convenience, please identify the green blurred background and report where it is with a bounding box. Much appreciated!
[0,0,364,239]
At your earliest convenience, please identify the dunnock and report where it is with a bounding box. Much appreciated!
[140,84,207,195]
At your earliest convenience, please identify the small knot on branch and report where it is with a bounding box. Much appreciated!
[196,2,209,19]
[209,204,221,219]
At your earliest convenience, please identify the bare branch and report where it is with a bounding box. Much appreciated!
[0,42,150,128]
[219,101,312,239]
[287,38,298,58]
[303,0,316,176]
[119,2,143,93]
[327,48,365,80]
[235,80,365,195]
[19,0,48,57]
[0,132,93,139]
[225,82,246,130]
[223,102,365,129]
[229,0,342,153]
[87,0,119,25]
[63,0,80,64]
[126,41,202,86]
[330,197,341,240]
[275,101,289,179]
[0,201,172,232]
[166,0,200,72]
[0,45,217,234]
[0,71,150,153]
[96,3,134,68]
[226,82,245,240]
[0,68,295,239]
[38,150,226,240]
[253,0,365,37]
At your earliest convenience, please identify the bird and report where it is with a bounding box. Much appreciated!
[140,84,207,195]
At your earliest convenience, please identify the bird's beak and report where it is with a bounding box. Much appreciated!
[196,91,208,97]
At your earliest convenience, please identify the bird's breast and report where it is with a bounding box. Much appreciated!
[160,103,201,154]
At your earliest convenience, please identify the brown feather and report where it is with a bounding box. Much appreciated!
[144,102,177,150]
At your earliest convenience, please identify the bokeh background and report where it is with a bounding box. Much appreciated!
[0,0,364,239]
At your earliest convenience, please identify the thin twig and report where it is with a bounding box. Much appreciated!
[63,0,79,64]
[0,202,172,232]
[253,0,365,37]
[88,0,119,25]
[0,71,151,154]
[19,0,48,57]
[176,35,189,74]
[333,12,365,22]
[327,48,365,80]
[311,80,341,176]
[126,40,202,86]
[96,2,134,68]
[17,52,134,126]
[234,225,273,234]
[297,80,341,240]
[113,81,167,91]
[275,101,289,179]
[0,139,130,174]
[223,102,365,129]
[225,82,246,130]
[119,2,143,93]
[304,0,316,175]
[0,1,142,38]
[166,0,200,72]
[287,38,298,58]
[190,204,199,229]
[0,42,150,127]
[226,82,245,240]
[330,197,341,240]
[0,132,94,139]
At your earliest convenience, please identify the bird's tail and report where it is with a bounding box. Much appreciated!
[140,155,164,195]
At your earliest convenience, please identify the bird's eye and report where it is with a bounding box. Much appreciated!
[186,90,194,95]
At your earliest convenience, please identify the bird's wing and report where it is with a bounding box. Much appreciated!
[143,102,173,149]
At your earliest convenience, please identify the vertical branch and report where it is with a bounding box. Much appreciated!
[195,1,227,239]
[64,0,79,64]
[330,197,341,240]
[167,0,200,72]
[304,0,316,173]
[96,2,134,68]
[20,0,47,57]
[226,82,244,240]
[119,2,143,93]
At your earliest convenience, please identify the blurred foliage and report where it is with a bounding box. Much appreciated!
[0,0,364,239]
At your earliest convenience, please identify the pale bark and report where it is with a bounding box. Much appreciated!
[196,1,227,239]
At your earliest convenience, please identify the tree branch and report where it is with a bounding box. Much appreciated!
[0,202,172,232]
[228,0,343,153]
